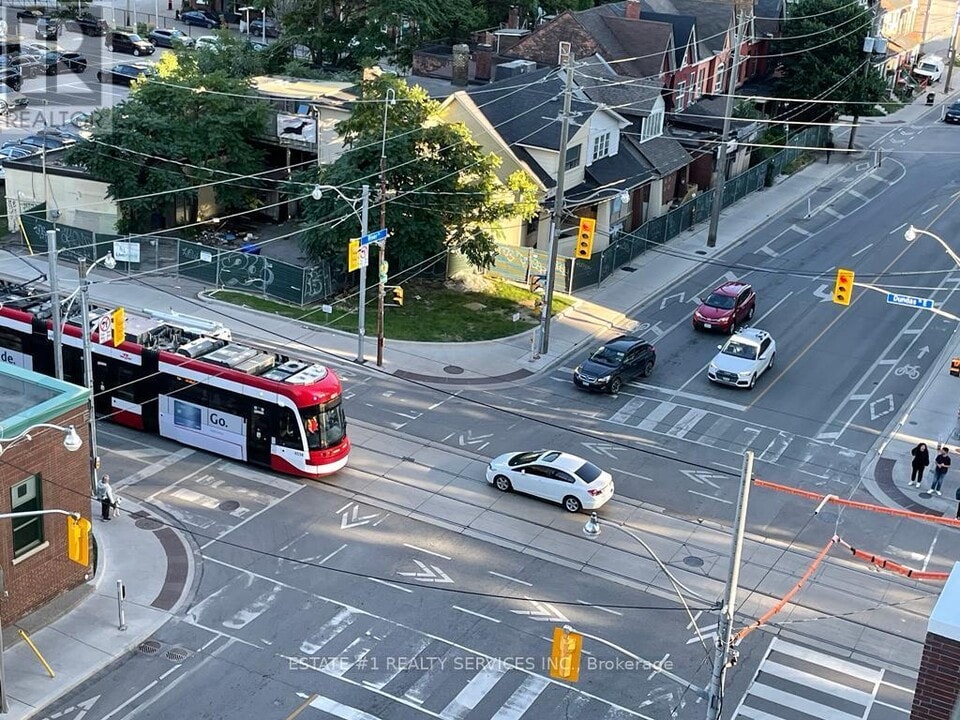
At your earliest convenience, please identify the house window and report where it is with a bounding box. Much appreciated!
[11,475,42,557]
[715,62,725,93]
[675,81,686,111]
[591,132,611,161]
[564,144,581,171]
[641,106,664,141]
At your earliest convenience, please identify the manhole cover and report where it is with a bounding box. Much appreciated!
[683,556,704,568]
[165,647,192,662]
[137,640,162,655]
[443,365,464,375]
[219,500,241,512]
[135,517,163,531]
[694,250,707,256]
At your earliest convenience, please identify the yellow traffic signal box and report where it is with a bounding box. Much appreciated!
[549,626,583,682]
[576,218,596,259]
[392,286,404,306]
[832,268,855,305]
[66,516,91,566]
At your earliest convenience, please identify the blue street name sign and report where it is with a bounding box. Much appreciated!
[886,292,934,309]
[360,228,388,246]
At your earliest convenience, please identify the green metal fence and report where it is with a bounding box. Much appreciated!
[20,215,122,265]
[490,126,828,293]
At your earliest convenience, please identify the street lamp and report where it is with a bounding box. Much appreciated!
[376,87,396,368]
[904,225,960,268]
[311,184,370,363]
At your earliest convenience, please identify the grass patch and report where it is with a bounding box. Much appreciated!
[211,279,577,342]
[783,152,816,175]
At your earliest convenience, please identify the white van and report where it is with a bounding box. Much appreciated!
[914,55,945,83]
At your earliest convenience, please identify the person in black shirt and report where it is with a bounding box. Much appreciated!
[910,442,930,487]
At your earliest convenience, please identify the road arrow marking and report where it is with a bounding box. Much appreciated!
[813,284,834,303]
[918,345,930,359]
[458,430,492,452]
[686,627,719,645]
[397,559,454,584]
[510,600,569,623]
[869,394,895,421]
[581,441,618,459]
[340,503,380,529]
[680,470,724,489]
[660,292,685,310]
[43,697,101,720]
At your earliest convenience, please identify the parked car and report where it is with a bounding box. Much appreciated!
[19,43,49,60]
[17,134,76,151]
[914,55,944,83]
[65,13,110,36]
[0,68,22,92]
[248,17,279,38]
[5,54,45,79]
[147,28,195,48]
[35,17,62,40]
[181,10,221,28]
[195,35,221,52]
[692,280,756,333]
[486,450,615,513]
[105,30,155,56]
[944,102,960,124]
[43,51,87,74]
[16,8,45,21]
[0,145,36,180]
[97,62,154,86]
[707,328,776,389]
[573,335,656,393]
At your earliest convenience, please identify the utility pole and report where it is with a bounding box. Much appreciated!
[538,49,576,356]
[707,11,745,248]
[78,259,101,495]
[944,6,960,93]
[848,1,881,150]
[46,228,64,381]
[355,184,370,364]
[376,88,395,368]
[705,450,754,720]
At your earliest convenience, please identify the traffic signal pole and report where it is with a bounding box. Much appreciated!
[538,50,576,357]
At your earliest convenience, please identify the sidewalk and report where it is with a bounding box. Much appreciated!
[1,498,191,719]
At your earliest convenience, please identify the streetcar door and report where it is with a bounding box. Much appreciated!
[247,403,272,467]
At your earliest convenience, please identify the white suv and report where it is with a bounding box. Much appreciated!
[708,328,776,389]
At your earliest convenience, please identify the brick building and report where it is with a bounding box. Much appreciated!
[0,364,91,625]
[910,561,960,719]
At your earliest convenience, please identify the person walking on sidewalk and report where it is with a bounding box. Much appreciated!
[931,447,951,496]
[99,475,118,521]
[910,442,930,487]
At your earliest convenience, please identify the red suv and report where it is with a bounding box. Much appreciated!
[692,281,756,333]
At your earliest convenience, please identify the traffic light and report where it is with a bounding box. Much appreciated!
[575,217,596,259]
[549,626,583,682]
[832,268,855,305]
[392,286,404,306]
[66,516,91,566]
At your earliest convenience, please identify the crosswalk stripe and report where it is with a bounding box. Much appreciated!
[609,396,646,424]
[300,608,357,655]
[637,401,677,432]
[736,705,797,720]
[441,663,510,719]
[322,636,375,679]
[759,433,791,464]
[489,675,550,720]
[666,408,708,438]
[761,660,874,704]
[746,682,863,720]
[310,694,382,720]
[769,638,882,683]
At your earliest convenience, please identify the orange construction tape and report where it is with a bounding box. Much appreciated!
[752,478,960,528]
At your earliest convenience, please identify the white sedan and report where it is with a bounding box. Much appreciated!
[707,327,776,389]
[486,450,615,513]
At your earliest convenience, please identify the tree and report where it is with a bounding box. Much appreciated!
[293,75,539,271]
[775,0,888,120]
[67,52,270,233]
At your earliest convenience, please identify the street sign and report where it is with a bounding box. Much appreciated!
[360,228,388,246]
[358,245,369,268]
[886,292,934,310]
[97,314,111,344]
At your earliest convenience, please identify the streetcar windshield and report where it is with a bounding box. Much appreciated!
[300,400,346,450]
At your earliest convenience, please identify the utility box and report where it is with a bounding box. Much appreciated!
[927,92,936,106]
[950,357,960,376]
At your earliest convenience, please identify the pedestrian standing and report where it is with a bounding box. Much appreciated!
[955,486,960,519]
[909,442,930,487]
[100,475,117,521]
[931,447,951,496]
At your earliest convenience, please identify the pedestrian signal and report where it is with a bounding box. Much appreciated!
[392,286,404,306]
[832,268,855,306]
[549,626,583,682]
[66,516,91,566]
[576,218,596,259]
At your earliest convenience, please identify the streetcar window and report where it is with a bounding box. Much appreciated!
[0,328,23,352]
[114,365,138,402]
[300,401,345,450]
[278,409,302,450]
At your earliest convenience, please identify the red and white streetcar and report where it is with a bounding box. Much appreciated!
[0,281,349,477]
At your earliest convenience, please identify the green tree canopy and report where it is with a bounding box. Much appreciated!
[67,52,270,233]
[293,75,539,270]
[775,0,888,118]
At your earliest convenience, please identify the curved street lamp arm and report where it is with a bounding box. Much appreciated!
[906,225,960,269]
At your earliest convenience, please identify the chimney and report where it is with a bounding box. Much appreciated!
[452,43,470,86]
[475,43,493,82]
[625,0,641,20]
[508,5,519,29]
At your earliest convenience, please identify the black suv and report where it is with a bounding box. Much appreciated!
[0,68,22,92]
[35,17,62,40]
[573,335,656,393]
[66,13,110,36]
[106,31,155,56]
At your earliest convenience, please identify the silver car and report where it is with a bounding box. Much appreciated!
[707,328,776,389]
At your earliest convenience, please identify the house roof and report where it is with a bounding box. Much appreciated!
[566,142,656,204]
[466,67,594,150]
[577,63,663,118]
[754,0,783,37]
[640,0,735,55]
[609,7,697,66]
[669,94,754,133]
[574,5,674,78]
[630,133,693,175]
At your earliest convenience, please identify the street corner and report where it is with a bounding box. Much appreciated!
[872,452,947,517]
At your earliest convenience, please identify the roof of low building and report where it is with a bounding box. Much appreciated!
[0,363,88,439]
